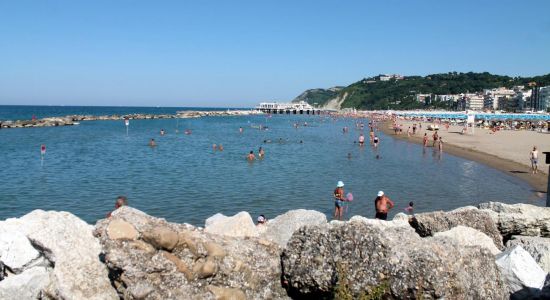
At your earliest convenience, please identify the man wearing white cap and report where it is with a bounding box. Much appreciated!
[374,191,394,220]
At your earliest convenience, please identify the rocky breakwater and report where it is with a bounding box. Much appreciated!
[0,110,262,129]
[176,110,263,118]
[2,202,550,299]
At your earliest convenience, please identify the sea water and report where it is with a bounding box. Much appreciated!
[0,106,542,225]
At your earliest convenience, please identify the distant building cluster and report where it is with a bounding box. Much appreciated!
[378,74,404,81]
[415,85,550,112]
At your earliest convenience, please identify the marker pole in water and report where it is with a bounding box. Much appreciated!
[125,118,130,136]
[40,144,46,166]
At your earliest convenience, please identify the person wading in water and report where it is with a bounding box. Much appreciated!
[333,181,346,220]
[374,191,394,220]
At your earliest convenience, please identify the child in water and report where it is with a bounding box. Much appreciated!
[404,201,414,216]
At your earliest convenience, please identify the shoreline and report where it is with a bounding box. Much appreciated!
[379,121,548,194]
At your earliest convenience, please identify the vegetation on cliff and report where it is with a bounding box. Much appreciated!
[291,87,343,107]
[293,72,550,110]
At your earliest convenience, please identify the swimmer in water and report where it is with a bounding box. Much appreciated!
[373,135,379,148]
[219,144,224,151]
[149,139,157,147]
[185,129,192,135]
[347,153,352,159]
[160,129,165,136]
[259,147,265,158]
[358,133,365,146]
[239,127,243,133]
[247,150,256,161]
[213,144,217,151]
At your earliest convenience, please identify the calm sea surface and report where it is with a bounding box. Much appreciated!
[0,106,543,225]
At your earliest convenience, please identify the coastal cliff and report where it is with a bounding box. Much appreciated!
[2,203,550,299]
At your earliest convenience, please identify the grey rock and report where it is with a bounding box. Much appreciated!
[410,208,504,249]
[260,209,327,247]
[479,202,550,241]
[496,245,547,298]
[433,225,501,255]
[507,235,550,273]
[0,230,40,273]
[282,221,507,299]
[205,211,258,238]
[0,266,52,300]
[0,210,118,299]
[96,206,289,299]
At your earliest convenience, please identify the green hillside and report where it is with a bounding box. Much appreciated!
[300,72,550,110]
[291,87,343,107]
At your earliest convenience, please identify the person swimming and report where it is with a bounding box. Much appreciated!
[149,139,157,147]
[247,150,256,161]
[359,133,365,146]
[258,147,265,158]
[160,129,165,136]
[219,144,224,151]
[213,144,217,151]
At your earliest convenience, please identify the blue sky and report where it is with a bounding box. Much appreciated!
[1,0,549,107]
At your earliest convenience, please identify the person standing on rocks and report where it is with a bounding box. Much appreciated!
[374,191,394,220]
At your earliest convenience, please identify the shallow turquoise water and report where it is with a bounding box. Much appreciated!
[0,107,543,225]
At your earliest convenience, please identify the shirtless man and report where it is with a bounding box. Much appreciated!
[530,146,539,174]
[247,150,256,161]
[432,131,439,147]
[369,127,375,141]
[423,133,428,147]
[373,135,380,148]
[374,191,394,220]
[358,133,365,146]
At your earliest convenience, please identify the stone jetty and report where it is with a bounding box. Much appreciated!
[0,110,262,129]
[2,202,550,299]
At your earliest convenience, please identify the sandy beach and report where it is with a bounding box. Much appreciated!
[380,120,549,193]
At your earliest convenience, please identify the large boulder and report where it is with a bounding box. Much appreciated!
[0,266,51,300]
[507,236,550,273]
[205,211,258,238]
[479,202,550,241]
[495,245,547,298]
[410,207,504,249]
[260,209,327,247]
[0,231,41,273]
[96,206,288,299]
[433,225,501,255]
[0,210,118,300]
[281,220,507,299]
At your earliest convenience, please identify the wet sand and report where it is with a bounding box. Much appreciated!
[379,120,549,193]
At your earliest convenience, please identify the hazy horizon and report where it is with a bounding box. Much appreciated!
[1,0,549,107]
